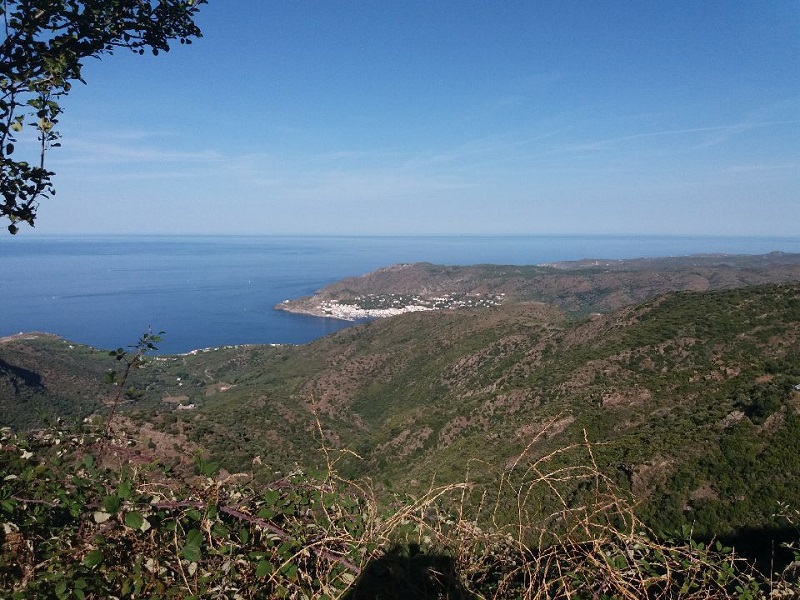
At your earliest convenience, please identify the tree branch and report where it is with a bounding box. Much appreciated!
[153,499,363,575]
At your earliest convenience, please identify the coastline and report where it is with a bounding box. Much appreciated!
[7,238,800,355]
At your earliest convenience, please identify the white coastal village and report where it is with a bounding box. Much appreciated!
[279,292,507,321]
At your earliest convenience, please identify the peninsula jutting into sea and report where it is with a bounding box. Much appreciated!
[275,252,800,320]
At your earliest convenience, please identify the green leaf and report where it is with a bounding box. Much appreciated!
[182,528,203,562]
[183,542,201,563]
[187,508,202,521]
[186,528,203,545]
[118,480,133,500]
[255,560,273,578]
[263,489,280,506]
[196,457,219,477]
[102,495,120,513]
[124,511,144,530]
[84,549,103,568]
[211,522,229,539]
[257,507,277,520]
[281,563,298,581]
[83,454,95,470]
[54,581,67,599]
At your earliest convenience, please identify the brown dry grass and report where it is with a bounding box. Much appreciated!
[307,416,769,599]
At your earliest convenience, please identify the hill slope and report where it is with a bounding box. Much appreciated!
[3,281,799,545]
[198,283,800,536]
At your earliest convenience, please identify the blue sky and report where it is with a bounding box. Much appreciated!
[28,1,800,235]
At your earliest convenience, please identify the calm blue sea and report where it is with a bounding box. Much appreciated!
[2,235,799,354]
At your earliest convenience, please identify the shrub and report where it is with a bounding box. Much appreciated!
[1,422,788,599]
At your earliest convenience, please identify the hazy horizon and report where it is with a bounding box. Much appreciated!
[10,232,800,243]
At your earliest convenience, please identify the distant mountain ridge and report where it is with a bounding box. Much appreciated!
[275,252,800,318]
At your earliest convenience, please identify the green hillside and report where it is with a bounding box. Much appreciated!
[199,284,800,539]
[3,279,800,596]
[4,283,800,541]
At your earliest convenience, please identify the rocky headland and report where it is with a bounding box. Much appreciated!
[274,252,800,319]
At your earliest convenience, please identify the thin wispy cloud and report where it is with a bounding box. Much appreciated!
[568,120,800,153]
[396,128,566,172]
[721,162,800,174]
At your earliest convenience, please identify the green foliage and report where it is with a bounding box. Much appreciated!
[1,424,792,598]
[735,378,793,424]
[0,425,365,598]
[0,0,205,233]
[0,335,113,429]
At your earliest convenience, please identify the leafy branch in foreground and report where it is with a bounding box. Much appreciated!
[1,419,794,599]
[0,0,205,233]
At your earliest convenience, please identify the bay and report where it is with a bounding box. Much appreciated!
[1,234,799,354]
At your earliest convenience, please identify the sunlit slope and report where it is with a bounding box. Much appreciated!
[2,282,799,540]
[185,282,800,537]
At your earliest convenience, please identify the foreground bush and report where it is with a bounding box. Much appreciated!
[1,424,796,599]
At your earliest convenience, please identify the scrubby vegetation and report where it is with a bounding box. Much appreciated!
[3,421,796,599]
